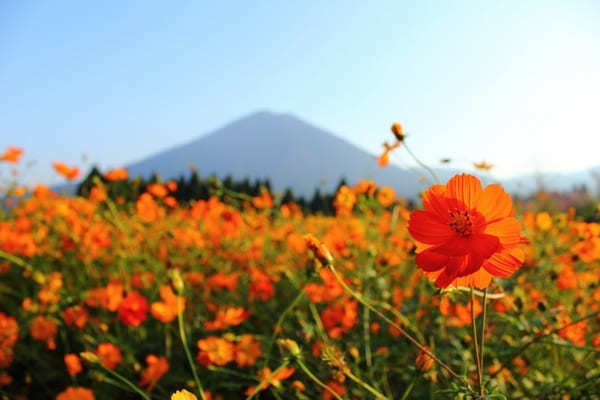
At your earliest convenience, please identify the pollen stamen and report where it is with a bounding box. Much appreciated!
[449,209,473,236]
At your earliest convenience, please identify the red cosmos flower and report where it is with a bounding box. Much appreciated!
[408,174,525,288]
[118,291,149,327]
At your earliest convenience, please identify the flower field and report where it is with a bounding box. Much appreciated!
[1,143,600,399]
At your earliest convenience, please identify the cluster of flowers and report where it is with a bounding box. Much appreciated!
[0,145,599,398]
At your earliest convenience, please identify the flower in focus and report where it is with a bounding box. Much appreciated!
[118,291,149,327]
[139,354,169,391]
[0,146,24,164]
[408,174,525,288]
[52,162,80,180]
[95,342,122,370]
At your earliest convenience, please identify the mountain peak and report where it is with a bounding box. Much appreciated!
[126,112,424,197]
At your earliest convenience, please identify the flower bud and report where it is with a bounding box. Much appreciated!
[278,339,301,357]
[390,122,405,142]
[80,351,100,364]
[304,234,333,266]
[171,269,184,294]
[415,347,434,372]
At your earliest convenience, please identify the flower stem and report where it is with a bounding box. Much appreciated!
[403,142,441,185]
[480,288,488,396]
[98,364,150,400]
[327,263,471,391]
[345,368,389,399]
[295,358,344,400]
[261,287,306,369]
[245,361,289,400]
[471,287,483,397]
[177,295,207,400]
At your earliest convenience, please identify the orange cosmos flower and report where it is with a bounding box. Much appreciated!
[52,162,80,180]
[30,315,58,349]
[245,366,295,395]
[139,354,169,391]
[147,183,168,198]
[64,354,83,376]
[118,291,149,327]
[104,167,128,181]
[151,285,185,323]
[204,306,250,331]
[0,146,24,164]
[473,161,494,171]
[408,174,525,289]
[0,312,18,368]
[234,334,262,367]
[376,186,396,207]
[95,342,122,370]
[196,336,235,366]
[56,387,95,400]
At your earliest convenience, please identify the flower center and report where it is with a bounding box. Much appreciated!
[449,209,473,236]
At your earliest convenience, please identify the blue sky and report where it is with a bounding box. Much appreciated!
[1,1,599,185]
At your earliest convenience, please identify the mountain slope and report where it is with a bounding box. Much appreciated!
[126,111,429,198]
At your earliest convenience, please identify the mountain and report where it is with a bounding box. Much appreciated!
[502,168,600,196]
[125,111,438,198]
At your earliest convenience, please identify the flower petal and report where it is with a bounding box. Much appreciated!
[452,268,493,289]
[445,174,483,210]
[408,210,454,245]
[415,250,448,272]
[470,234,500,259]
[476,184,513,221]
[483,247,524,277]
[422,184,450,220]
[485,217,522,246]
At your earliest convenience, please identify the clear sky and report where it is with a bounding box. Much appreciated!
[1,1,599,185]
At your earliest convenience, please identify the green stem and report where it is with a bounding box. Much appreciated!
[490,309,600,379]
[245,361,289,400]
[0,249,31,270]
[296,358,344,400]
[345,369,389,399]
[403,142,441,184]
[99,364,150,400]
[363,304,373,369]
[177,297,207,400]
[480,288,488,393]
[261,288,306,369]
[471,287,483,397]
[327,263,470,390]
[400,374,419,400]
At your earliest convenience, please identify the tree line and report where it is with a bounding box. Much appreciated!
[76,166,347,214]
